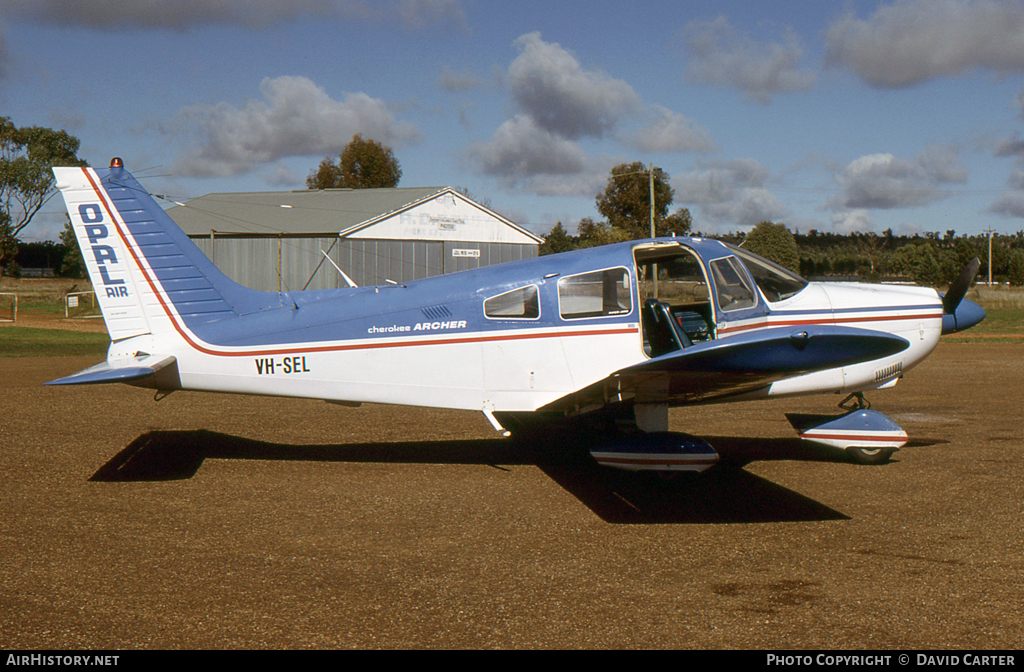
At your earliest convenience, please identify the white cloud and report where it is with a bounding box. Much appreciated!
[0,30,8,82]
[393,0,467,30]
[2,0,466,31]
[438,65,503,93]
[995,134,1024,158]
[508,32,641,140]
[263,165,304,188]
[832,148,967,210]
[683,16,816,104]
[825,0,1024,88]
[1011,167,1024,190]
[831,209,875,234]
[438,66,485,92]
[989,191,1024,217]
[165,76,420,177]
[470,32,714,197]
[466,115,588,181]
[467,32,639,192]
[918,145,969,183]
[675,159,788,229]
[988,140,1024,216]
[676,158,772,202]
[628,105,716,154]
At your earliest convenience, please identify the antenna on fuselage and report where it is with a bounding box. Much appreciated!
[320,249,358,288]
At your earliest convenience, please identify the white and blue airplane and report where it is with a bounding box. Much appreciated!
[48,160,985,471]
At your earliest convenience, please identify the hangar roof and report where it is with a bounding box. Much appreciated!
[166,186,542,244]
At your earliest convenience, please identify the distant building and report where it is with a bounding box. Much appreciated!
[167,187,541,292]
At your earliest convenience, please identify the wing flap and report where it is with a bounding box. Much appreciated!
[542,326,909,411]
[45,354,177,386]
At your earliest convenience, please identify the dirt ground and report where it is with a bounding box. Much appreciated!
[0,343,1022,649]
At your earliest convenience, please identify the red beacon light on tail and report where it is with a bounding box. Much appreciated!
[109,157,123,168]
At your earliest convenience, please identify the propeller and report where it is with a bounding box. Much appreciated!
[942,257,980,314]
[941,257,985,335]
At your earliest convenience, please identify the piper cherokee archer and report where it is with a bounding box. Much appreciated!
[48,160,985,471]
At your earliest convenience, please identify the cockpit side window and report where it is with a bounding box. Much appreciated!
[727,245,808,303]
[710,256,757,312]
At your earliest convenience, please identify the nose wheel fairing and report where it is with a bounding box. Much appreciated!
[787,408,908,464]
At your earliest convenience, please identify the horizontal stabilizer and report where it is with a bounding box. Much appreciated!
[45,354,176,386]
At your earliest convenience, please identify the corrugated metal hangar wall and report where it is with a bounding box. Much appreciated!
[168,187,541,293]
[189,236,536,292]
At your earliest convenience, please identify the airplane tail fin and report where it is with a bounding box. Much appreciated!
[53,159,272,343]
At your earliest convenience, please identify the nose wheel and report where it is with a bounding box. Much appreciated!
[846,444,894,465]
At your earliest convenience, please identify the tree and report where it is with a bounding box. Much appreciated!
[576,217,626,248]
[914,243,943,287]
[58,215,85,278]
[663,207,693,237]
[1009,248,1024,286]
[0,211,15,274]
[538,222,575,255]
[743,221,800,272]
[595,162,683,239]
[306,134,402,189]
[0,116,87,272]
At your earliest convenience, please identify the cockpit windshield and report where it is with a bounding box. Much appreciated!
[726,244,808,302]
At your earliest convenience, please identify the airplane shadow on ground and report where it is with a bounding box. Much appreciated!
[89,430,942,524]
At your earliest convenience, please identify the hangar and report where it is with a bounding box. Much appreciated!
[167,187,542,292]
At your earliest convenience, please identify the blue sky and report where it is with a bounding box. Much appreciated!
[4,0,1024,242]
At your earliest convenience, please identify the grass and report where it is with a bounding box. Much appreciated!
[0,278,100,319]
[943,286,1024,342]
[0,327,109,358]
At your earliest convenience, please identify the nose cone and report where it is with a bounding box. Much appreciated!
[942,298,986,335]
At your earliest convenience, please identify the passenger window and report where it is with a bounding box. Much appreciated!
[558,267,632,319]
[484,285,540,319]
[710,257,757,312]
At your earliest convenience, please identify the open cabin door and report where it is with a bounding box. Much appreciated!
[634,244,716,358]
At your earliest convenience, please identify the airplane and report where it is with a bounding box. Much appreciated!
[47,159,986,472]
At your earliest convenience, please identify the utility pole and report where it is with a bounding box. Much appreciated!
[649,164,658,298]
[649,163,655,239]
[983,227,995,286]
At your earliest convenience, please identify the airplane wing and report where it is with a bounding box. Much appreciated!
[541,325,910,411]
[45,354,177,386]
